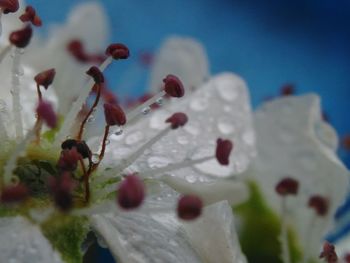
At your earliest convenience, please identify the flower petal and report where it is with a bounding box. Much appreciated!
[149,36,209,93]
[0,216,63,263]
[252,94,349,256]
[103,73,255,182]
[182,200,247,263]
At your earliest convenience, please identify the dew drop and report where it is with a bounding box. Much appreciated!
[185,174,197,183]
[87,115,95,123]
[142,106,151,115]
[190,96,209,111]
[147,156,170,168]
[114,127,123,136]
[177,135,189,145]
[216,80,238,101]
[156,97,163,106]
[243,130,255,146]
[91,154,100,164]
[217,118,235,134]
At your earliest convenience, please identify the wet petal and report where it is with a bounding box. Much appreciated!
[0,216,63,263]
[252,94,349,257]
[102,73,255,182]
[149,36,209,93]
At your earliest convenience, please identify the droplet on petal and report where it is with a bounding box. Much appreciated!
[105,43,130,60]
[275,177,299,196]
[19,6,42,27]
[215,138,233,165]
[34,68,56,89]
[308,195,329,216]
[0,0,19,14]
[163,74,185,98]
[36,100,57,128]
[117,174,145,210]
[103,103,126,126]
[319,241,338,263]
[0,184,29,203]
[86,66,104,84]
[165,112,188,129]
[9,25,33,48]
[177,195,203,220]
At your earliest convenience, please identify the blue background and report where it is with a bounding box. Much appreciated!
[25,0,350,260]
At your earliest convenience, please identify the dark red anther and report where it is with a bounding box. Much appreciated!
[163,74,184,98]
[308,195,329,216]
[105,43,129,60]
[280,84,295,96]
[177,195,203,220]
[34,68,56,90]
[0,184,29,203]
[0,0,19,14]
[103,103,126,126]
[86,66,104,84]
[342,135,350,151]
[57,147,81,172]
[166,112,188,129]
[67,39,88,62]
[19,6,42,27]
[117,174,145,210]
[9,25,33,48]
[216,138,233,165]
[36,100,57,128]
[275,177,299,196]
[344,253,350,263]
[319,241,338,263]
[48,173,76,211]
[61,139,91,159]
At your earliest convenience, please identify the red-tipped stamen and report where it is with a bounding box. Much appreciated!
[163,74,185,98]
[36,100,57,129]
[48,172,76,212]
[216,138,233,165]
[117,174,145,210]
[308,195,329,216]
[19,6,42,26]
[166,112,188,129]
[177,195,203,220]
[9,25,33,48]
[0,184,29,203]
[105,43,130,60]
[0,0,19,14]
[275,177,299,196]
[280,84,295,96]
[319,242,338,263]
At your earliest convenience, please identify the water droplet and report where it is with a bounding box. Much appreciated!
[217,118,235,134]
[156,97,163,106]
[190,96,209,111]
[147,156,170,168]
[87,115,95,123]
[216,80,238,101]
[142,106,151,115]
[114,127,123,135]
[243,130,255,146]
[185,174,197,183]
[91,154,100,164]
[105,139,110,145]
[184,122,200,135]
[96,234,108,248]
[126,131,144,145]
[149,111,169,130]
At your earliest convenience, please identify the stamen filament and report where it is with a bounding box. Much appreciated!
[124,90,166,123]
[301,213,316,263]
[91,125,110,171]
[77,83,101,141]
[11,47,24,140]
[280,197,291,263]
[54,56,113,146]
[36,83,42,101]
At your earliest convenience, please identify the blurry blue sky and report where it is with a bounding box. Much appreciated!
[28,0,350,140]
[27,0,350,255]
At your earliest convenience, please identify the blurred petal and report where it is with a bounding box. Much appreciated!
[0,216,63,263]
[149,36,209,93]
[102,73,255,182]
[252,94,349,257]
[183,201,247,263]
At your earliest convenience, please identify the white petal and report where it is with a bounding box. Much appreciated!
[182,201,247,263]
[149,36,210,93]
[161,175,249,205]
[252,94,349,256]
[103,73,255,181]
[0,216,63,263]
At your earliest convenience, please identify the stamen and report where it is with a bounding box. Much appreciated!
[54,47,118,145]
[19,6,42,27]
[308,195,329,216]
[48,172,76,212]
[36,100,57,129]
[0,184,29,203]
[34,68,56,92]
[280,84,295,96]
[77,66,104,140]
[117,174,145,210]
[275,177,299,196]
[123,74,184,126]
[177,194,203,220]
[319,241,338,263]
[0,0,19,14]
